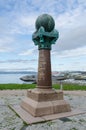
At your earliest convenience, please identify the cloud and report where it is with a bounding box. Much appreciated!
[0,47,12,53]
[55,25,86,51]
[0,36,14,52]
[0,0,86,71]
[53,6,86,52]
[19,48,37,56]
[0,36,14,44]
[0,58,37,71]
[52,46,86,58]
[0,59,37,63]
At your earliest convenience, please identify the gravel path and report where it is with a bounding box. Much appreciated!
[0,90,86,96]
[0,90,86,130]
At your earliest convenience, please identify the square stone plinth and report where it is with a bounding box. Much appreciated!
[27,88,63,101]
[21,97,71,117]
[21,89,71,117]
[11,105,86,124]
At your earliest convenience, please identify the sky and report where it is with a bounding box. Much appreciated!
[0,0,86,72]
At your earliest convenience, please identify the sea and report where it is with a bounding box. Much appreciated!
[0,71,86,85]
[0,71,37,84]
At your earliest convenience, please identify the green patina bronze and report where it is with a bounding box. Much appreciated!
[32,14,59,50]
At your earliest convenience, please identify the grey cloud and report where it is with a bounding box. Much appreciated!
[0,59,37,63]
[0,59,27,63]
[52,45,86,59]
[30,59,37,62]
[53,24,86,52]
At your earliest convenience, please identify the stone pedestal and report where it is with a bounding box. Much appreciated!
[21,49,71,117]
[21,89,71,117]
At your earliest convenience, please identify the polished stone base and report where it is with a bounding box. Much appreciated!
[21,89,71,117]
[11,105,86,124]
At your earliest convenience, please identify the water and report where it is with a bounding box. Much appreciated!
[0,71,37,84]
[0,71,86,85]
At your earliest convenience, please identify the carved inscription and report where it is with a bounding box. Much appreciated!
[38,52,46,81]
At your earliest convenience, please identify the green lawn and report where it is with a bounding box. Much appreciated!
[0,83,86,90]
[54,83,86,90]
[0,84,36,90]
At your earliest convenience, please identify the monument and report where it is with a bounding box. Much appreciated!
[21,14,71,117]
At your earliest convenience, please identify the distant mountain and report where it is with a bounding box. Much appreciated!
[0,71,37,75]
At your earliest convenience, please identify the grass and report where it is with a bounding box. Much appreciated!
[0,84,36,90]
[0,83,86,90]
[54,83,86,90]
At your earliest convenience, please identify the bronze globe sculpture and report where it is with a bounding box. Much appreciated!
[35,14,55,32]
[32,14,59,50]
